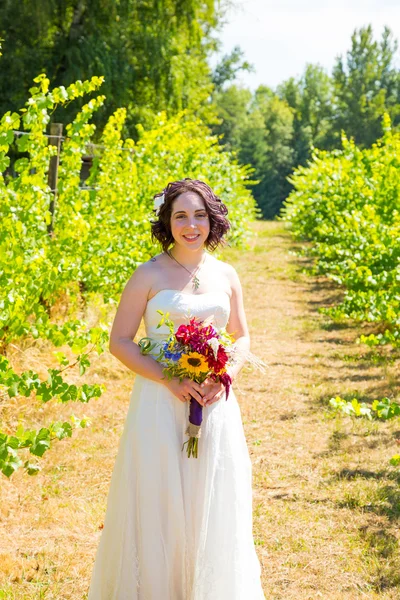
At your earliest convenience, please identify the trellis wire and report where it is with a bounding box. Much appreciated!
[12,130,135,153]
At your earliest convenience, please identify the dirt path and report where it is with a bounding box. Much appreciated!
[229,221,400,600]
[1,221,399,599]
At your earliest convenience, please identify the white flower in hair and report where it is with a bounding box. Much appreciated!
[154,193,165,215]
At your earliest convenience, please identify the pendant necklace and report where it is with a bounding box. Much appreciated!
[167,250,206,291]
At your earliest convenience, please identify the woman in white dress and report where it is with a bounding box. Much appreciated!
[87,178,265,599]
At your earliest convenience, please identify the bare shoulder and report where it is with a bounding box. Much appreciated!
[125,253,166,293]
[208,254,241,294]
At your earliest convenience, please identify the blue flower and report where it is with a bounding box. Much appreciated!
[165,350,182,362]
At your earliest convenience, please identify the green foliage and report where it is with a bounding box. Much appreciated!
[0,351,98,478]
[0,74,257,477]
[280,114,400,347]
[278,64,335,160]
[0,356,104,403]
[333,25,400,147]
[372,398,400,420]
[0,74,107,348]
[329,395,400,472]
[329,396,374,420]
[0,415,91,478]
[247,88,295,218]
[212,85,253,151]
[212,46,254,91]
[0,0,223,136]
[329,396,400,421]
[212,84,296,218]
[0,350,104,478]
[212,26,400,219]
[1,75,256,342]
[390,454,400,467]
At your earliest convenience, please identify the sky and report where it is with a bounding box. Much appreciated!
[214,0,400,91]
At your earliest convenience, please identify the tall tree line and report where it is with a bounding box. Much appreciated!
[1,6,399,218]
[212,26,400,218]
[0,0,225,135]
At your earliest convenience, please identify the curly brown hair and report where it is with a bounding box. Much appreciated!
[151,178,230,252]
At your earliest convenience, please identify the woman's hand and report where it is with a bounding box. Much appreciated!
[200,377,226,406]
[165,377,206,405]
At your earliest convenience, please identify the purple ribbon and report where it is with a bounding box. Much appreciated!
[189,395,203,427]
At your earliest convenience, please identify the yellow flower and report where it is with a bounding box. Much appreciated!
[179,352,209,376]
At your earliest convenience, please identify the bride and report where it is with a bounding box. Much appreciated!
[87,178,265,599]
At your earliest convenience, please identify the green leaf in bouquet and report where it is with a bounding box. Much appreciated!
[138,337,158,354]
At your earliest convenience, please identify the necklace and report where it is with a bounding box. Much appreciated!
[167,250,206,291]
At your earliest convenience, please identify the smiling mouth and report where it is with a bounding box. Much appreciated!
[183,234,200,241]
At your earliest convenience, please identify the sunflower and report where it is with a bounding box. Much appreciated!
[179,352,209,376]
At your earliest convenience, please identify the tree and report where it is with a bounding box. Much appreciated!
[278,64,335,165]
[211,84,252,150]
[332,25,400,147]
[250,88,295,218]
[0,0,223,137]
[211,45,253,91]
[211,84,295,218]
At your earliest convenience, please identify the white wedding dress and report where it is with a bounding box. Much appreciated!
[87,290,265,600]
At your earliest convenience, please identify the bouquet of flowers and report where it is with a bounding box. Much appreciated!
[139,311,235,458]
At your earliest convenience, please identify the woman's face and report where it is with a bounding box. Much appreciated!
[170,191,210,250]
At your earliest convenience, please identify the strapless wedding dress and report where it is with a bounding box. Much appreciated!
[87,290,265,600]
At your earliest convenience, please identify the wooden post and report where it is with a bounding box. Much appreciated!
[47,122,63,237]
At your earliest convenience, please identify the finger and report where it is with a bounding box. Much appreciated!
[203,385,219,401]
[191,381,204,394]
[187,389,205,406]
[200,377,212,388]
[206,393,222,406]
[202,385,215,397]
[191,388,207,405]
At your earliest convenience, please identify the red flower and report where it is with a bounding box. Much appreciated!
[175,318,218,354]
[175,318,198,344]
[206,345,228,374]
[219,372,232,400]
[175,324,191,345]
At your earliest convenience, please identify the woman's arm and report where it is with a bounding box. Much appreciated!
[225,264,250,381]
[108,263,167,383]
[202,264,250,405]
[109,263,205,404]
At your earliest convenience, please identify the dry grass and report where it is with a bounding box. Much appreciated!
[1,220,400,599]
